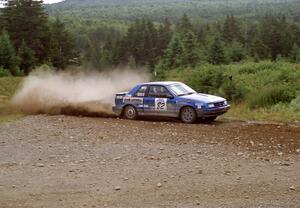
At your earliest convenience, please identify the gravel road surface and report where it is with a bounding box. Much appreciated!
[0,115,299,208]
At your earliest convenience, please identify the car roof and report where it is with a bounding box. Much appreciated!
[139,81,182,86]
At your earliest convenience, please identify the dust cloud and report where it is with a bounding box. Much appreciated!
[10,67,150,117]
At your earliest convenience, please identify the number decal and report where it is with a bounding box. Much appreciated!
[155,98,167,111]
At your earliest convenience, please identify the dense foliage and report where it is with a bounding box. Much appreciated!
[0,0,76,75]
[161,61,300,110]
[47,0,300,22]
[75,14,300,71]
[1,0,300,73]
[0,0,300,114]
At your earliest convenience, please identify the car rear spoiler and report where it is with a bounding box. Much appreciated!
[115,92,128,96]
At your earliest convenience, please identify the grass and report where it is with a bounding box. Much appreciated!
[0,77,23,98]
[0,113,24,124]
[0,100,24,124]
[225,104,300,123]
[0,71,299,124]
[0,77,24,124]
[161,61,300,123]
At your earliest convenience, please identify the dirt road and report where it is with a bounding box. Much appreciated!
[0,115,299,208]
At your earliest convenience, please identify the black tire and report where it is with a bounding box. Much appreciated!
[204,116,217,123]
[180,106,197,124]
[123,105,138,120]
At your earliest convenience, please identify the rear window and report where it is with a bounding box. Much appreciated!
[134,85,147,97]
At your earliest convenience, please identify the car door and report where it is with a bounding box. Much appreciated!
[143,85,176,116]
[131,85,148,113]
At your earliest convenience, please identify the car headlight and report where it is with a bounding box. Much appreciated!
[224,100,228,105]
[208,103,214,108]
[195,103,203,109]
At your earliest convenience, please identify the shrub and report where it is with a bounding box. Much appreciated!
[290,95,300,111]
[188,65,224,94]
[226,41,247,62]
[248,85,296,109]
[160,61,300,111]
[10,67,24,77]
[0,67,11,77]
[219,79,246,102]
[0,77,23,98]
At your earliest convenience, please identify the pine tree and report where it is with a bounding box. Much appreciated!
[157,29,200,70]
[250,38,270,60]
[18,40,36,75]
[1,0,51,63]
[143,20,158,68]
[0,30,20,75]
[116,19,159,68]
[49,17,75,69]
[181,31,199,67]
[290,44,300,63]
[128,55,137,69]
[120,19,143,65]
[176,14,193,34]
[157,18,172,58]
[226,41,247,62]
[84,37,101,68]
[99,37,114,67]
[222,15,242,43]
[208,36,227,65]
[160,34,184,69]
[259,15,292,60]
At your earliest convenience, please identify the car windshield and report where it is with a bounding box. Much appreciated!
[168,83,196,96]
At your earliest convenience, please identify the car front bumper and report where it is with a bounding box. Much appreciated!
[112,106,122,116]
[196,105,230,117]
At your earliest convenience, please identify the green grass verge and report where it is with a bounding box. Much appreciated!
[160,61,300,123]
[224,104,300,123]
[0,77,24,124]
[0,77,23,98]
[0,74,299,124]
[0,113,24,124]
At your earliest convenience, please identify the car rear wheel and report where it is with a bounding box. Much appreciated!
[180,106,197,123]
[123,105,138,120]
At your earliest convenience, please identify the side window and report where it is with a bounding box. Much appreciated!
[134,86,147,97]
[148,86,172,98]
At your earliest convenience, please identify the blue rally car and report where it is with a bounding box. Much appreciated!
[112,81,230,123]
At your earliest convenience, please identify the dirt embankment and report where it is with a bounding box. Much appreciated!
[0,115,299,208]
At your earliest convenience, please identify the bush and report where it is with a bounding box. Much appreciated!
[10,67,24,77]
[0,77,23,98]
[0,67,11,77]
[290,95,300,111]
[226,41,247,62]
[220,80,246,102]
[188,65,224,94]
[248,86,296,109]
[159,61,300,111]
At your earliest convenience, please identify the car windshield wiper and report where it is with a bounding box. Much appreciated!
[177,92,195,96]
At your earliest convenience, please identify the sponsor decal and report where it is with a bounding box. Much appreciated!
[123,97,144,104]
[136,92,145,97]
[155,98,167,111]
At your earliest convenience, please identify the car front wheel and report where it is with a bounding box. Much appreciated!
[123,105,138,120]
[180,106,197,123]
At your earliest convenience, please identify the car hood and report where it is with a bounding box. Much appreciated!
[179,93,225,103]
